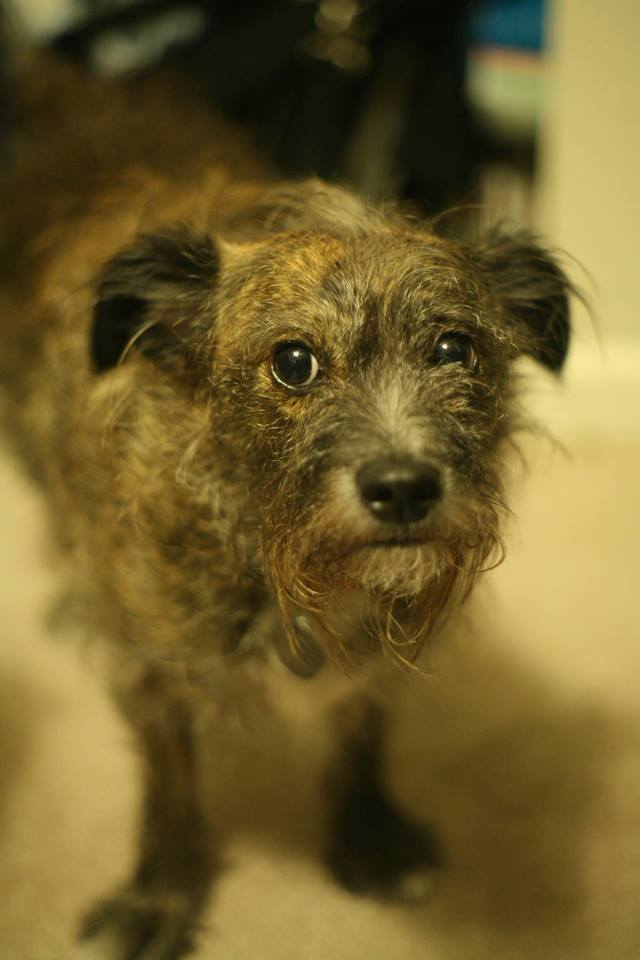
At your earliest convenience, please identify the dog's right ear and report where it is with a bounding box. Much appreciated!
[91,227,219,372]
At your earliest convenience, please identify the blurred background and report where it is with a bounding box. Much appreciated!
[0,3,639,959]
[2,0,637,401]
[2,0,551,220]
[0,0,606,220]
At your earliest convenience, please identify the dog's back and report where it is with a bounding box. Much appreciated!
[0,56,258,382]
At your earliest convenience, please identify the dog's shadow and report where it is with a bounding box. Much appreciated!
[205,615,635,951]
[385,627,634,950]
[0,662,43,822]
[0,620,634,958]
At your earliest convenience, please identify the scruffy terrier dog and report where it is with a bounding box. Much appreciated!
[0,59,571,959]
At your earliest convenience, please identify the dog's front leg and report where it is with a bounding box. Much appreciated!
[76,666,217,960]
[325,697,442,902]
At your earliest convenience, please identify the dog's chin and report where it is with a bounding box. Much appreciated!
[341,540,447,596]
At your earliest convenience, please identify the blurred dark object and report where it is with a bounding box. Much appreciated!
[48,0,478,216]
[0,4,8,159]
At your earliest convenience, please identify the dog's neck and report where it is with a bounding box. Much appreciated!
[226,589,425,678]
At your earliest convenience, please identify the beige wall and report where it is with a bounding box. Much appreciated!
[538,0,640,345]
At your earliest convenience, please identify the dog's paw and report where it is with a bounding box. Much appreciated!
[74,888,201,960]
[326,789,443,902]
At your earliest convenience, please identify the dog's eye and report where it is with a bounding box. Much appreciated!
[432,333,477,370]
[271,342,319,389]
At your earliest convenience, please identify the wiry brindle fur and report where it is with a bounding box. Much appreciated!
[0,59,572,959]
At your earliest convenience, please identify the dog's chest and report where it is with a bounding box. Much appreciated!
[218,595,385,723]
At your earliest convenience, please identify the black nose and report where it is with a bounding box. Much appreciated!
[357,458,442,524]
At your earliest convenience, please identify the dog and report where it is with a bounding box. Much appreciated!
[0,57,572,959]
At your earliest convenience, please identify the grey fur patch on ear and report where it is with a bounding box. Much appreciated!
[474,229,574,372]
[92,226,218,372]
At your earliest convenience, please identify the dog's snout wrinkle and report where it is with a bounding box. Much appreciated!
[357,458,442,525]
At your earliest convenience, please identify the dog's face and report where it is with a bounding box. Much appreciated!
[92,182,571,660]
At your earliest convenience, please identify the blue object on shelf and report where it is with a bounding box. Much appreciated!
[468,0,546,52]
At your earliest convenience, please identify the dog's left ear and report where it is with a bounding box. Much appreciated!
[473,229,572,372]
[92,227,218,372]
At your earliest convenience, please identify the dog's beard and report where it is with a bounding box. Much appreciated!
[262,487,506,670]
